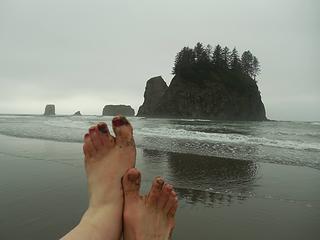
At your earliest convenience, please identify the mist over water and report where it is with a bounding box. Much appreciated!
[0,115,319,170]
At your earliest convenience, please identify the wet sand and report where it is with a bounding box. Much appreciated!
[0,134,319,239]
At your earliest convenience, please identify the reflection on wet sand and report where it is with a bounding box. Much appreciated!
[140,149,259,206]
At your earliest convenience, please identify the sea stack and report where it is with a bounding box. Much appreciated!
[102,105,135,116]
[44,104,55,116]
[73,111,82,116]
[137,76,168,117]
[137,73,267,120]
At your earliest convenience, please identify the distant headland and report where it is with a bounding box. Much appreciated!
[138,42,267,121]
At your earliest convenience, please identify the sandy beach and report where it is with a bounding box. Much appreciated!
[0,134,319,240]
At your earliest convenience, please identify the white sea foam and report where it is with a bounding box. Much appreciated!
[135,127,320,151]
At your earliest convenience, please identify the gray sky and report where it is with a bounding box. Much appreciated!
[0,0,319,121]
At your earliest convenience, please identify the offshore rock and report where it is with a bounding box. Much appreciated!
[102,105,135,116]
[44,104,55,116]
[138,73,267,121]
[73,111,82,116]
[137,76,168,116]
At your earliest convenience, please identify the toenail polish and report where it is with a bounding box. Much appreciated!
[98,123,108,133]
[89,127,95,133]
[112,116,129,127]
[84,133,89,138]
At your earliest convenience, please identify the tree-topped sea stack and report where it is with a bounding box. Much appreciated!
[138,42,267,121]
[102,105,135,116]
[44,104,55,116]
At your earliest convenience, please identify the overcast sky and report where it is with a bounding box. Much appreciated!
[0,0,319,121]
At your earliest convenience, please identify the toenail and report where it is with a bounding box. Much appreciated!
[156,178,164,188]
[128,173,138,182]
[84,133,89,138]
[89,127,95,132]
[112,116,129,127]
[98,123,108,133]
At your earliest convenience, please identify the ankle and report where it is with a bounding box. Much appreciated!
[80,206,123,237]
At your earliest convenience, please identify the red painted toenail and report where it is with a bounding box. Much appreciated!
[98,123,108,133]
[89,127,95,132]
[84,133,89,138]
[112,116,129,127]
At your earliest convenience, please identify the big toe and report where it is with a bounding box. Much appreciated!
[112,115,135,147]
[122,168,141,199]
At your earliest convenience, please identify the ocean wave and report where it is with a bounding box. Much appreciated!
[136,127,320,151]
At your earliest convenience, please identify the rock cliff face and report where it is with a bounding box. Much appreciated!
[138,73,267,121]
[102,105,135,116]
[44,104,55,116]
[137,76,168,116]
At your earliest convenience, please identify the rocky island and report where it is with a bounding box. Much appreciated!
[102,105,135,116]
[137,76,168,117]
[137,43,267,121]
[44,104,55,116]
[73,111,82,116]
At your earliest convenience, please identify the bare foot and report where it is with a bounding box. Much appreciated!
[122,168,178,240]
[61,116,136,240]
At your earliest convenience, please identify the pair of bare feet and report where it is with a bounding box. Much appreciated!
[61,116,178,240]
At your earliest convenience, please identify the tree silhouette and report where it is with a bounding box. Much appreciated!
[194,42,210,64]
[230,47,242,71]
[172,42,261,81]
[221,46,231,69]
[172,47,195,74]
[252,56,261,80]
[212,44,224,68]
[241,50,254,77]
[205,44,213,62]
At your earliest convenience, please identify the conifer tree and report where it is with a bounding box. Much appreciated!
[172,47,195,74]
[212,44,223,68]
[221,46,231,69]
[252,56,261,80]
[230,47,242,71]
[241,50,254,77]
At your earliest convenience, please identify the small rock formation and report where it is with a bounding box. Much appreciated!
[138,74,267,121]
[73,111,82,116]
[137,76,168,116]
[44,104,55,116]
[102,105,135,116]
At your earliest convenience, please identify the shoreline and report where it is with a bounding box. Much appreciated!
[0,134,319,239]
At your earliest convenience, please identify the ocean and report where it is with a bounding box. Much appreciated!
[0,115,319,239]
